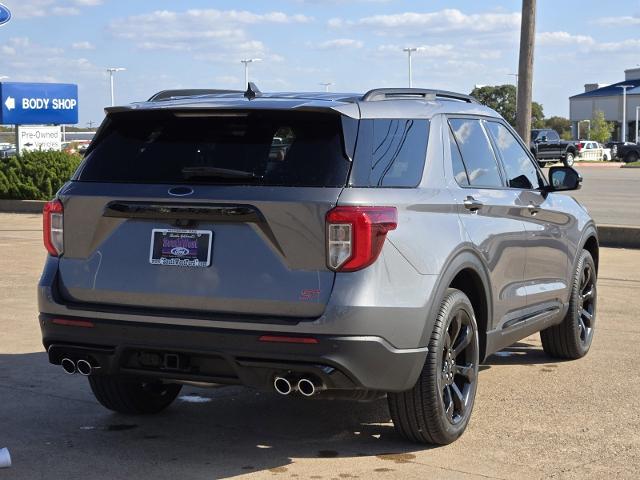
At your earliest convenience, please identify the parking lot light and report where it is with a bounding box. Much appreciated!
[240,59,261,88]
[106,67,126,107]
[617,85,632,142]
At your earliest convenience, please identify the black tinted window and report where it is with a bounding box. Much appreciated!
[448,126,469,186]
[350,119,429,187]
[486,122,542,190]
[449,119,503,188]
[547,130,559,141]
[77,111,350,187]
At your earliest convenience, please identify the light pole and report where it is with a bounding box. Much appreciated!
[636,106,640,144]
[106,67,126,106]
[617,85,632,142]
[319,82,333,92]
[402,47,418,88]
[240,58,261,87]
[508,73,519,113]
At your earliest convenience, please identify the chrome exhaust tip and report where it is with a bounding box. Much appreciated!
[297,378,317,397]
[274,376,293,395]
[61,358,76,375]
[76,359,92,376]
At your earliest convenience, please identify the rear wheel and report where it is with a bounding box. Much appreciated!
[564,152,575,167]
[541,250,596,359]
[624,151,639,164]
[88,376,182,414]
[388,288,479,445]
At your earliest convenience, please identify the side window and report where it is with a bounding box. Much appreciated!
[449,118,503,188]
[547,130,559,141]
[448,126,469,186]
[368,119,429,187]
[485,121,542,190]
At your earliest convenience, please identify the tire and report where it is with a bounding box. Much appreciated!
[88,376,182,414]
[541,250,596,359]
[388,288,479,445]
[564,151,575,167]
[537,161,546,169]
[624,152,639,164]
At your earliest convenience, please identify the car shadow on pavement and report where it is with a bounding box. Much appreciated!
[484,341,567,366]
[1,352,435,479]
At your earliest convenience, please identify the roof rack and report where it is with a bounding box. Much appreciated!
[362,88,478,104]
[148,89,242,102]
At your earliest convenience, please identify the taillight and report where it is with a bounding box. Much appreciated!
[326,206,397,272]
[43,199,63,256]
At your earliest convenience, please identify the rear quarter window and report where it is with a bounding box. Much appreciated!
[349,119,429,187]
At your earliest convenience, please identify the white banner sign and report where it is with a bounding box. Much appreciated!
[17,125,61,154]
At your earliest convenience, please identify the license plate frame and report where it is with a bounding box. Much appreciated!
[149,229,213,268]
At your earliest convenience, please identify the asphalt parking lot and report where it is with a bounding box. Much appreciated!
[1,213,639,480]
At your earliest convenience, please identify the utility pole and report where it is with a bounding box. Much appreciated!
[402,47,418,87]
[87,121,95,129]
[617,85,632,142]
[515,0,536,141]
[106,67,126,106]
[240,59,261,88]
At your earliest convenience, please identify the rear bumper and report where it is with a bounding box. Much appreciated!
[40,314,427,393]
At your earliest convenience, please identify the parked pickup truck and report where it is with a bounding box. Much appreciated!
[617,142,640,163]
[530,129,580,167]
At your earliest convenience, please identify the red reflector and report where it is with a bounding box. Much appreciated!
[52,318,95,328]
[259,335,318,344]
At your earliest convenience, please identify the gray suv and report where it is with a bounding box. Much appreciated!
[38,86,598,445]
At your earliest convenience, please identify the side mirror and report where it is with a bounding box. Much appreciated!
[546,166,582,192]
[540,135,548,142]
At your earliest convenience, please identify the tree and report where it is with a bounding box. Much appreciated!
[544,116,572,138]
[590,110,614,144]
[470,84,544,129]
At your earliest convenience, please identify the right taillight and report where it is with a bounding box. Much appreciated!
[43,199,64,256]
[326,206,397,272]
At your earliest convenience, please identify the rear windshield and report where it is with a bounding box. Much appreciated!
[76,110,350,187]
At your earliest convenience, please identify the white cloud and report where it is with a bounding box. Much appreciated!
[314,38,363,49]
[330,9,521,35]
[10,0,99,18]
[52,6,80,15]
[594,15,640,26]
[108,9,308,62]
[71,41,95,50]
[537,32,594,46]
[377,43,454,57]
[73,0,102,5]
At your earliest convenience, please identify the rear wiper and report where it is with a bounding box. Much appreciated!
[181,166,263,180]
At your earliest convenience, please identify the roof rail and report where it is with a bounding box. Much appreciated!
[148,89,242,102]
[362,88,478,104]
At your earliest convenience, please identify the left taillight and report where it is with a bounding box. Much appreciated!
[43,199,63,256]
[326,206,397,272]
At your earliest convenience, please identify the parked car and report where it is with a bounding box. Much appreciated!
[530,128,580,167]
[578,141,612,161]
[617,142,640,163]
[0,147,16,158]
[39,86,598,445]
[605,141,635,160]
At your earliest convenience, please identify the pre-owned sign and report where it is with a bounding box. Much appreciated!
[17,125,62,153]
[0,82,78,125]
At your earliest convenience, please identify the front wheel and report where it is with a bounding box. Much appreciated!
[89,376,182,414]
[388,289,479,445]
[564,152,575,167]
[541,250,596,359]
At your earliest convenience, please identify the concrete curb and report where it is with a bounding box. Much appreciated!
[0,200,46,214]
[573,162,625,168]
[597,224,640,249]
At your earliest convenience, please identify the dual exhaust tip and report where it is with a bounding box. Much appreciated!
[61,358,93,376]
[274,375,322,397]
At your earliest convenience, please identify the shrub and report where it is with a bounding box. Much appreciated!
[0,150,82,200]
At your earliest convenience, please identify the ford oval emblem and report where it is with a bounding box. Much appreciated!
[171,247,190,257]
[0,4,11,26]
[168,186,194,196]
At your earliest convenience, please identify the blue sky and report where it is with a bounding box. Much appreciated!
[1,0,639,125]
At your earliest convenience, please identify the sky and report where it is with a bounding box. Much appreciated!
[1,0,639,126]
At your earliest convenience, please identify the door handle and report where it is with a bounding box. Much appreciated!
[527,203,540,215]
[463,196,484,212]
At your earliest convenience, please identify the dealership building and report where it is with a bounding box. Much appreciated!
[569,68,640,142]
